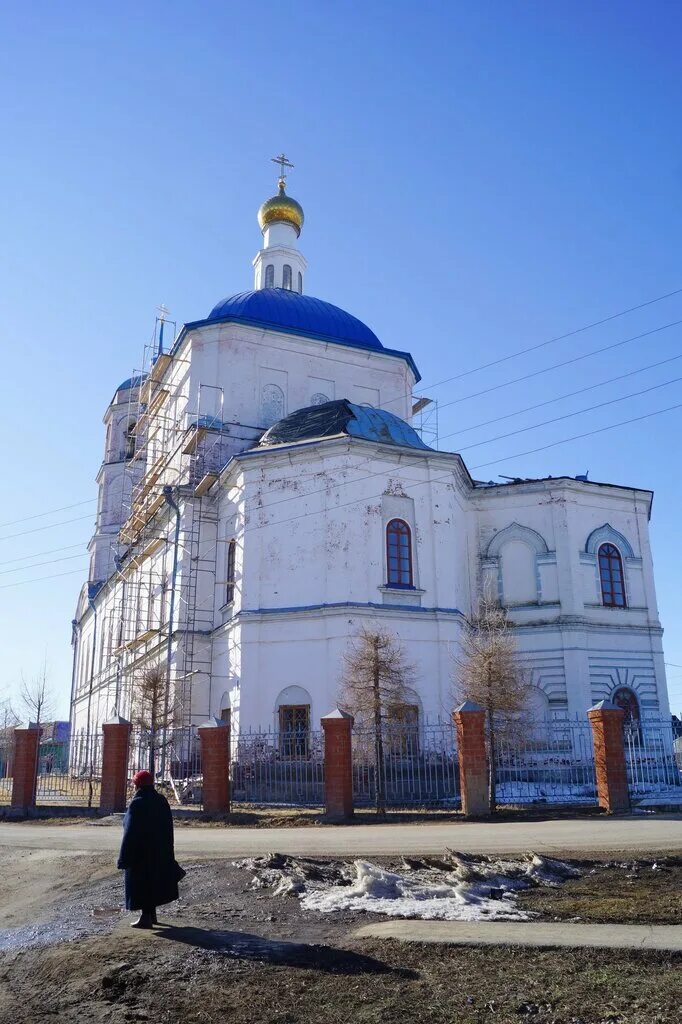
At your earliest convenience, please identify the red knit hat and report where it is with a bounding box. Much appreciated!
[132,770,154,788]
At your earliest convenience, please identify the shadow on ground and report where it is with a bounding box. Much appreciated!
[154,924,416,976]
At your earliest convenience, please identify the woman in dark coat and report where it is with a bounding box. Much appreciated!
[117,770,183,928]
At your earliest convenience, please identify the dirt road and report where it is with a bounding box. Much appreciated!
[1,813,681,857]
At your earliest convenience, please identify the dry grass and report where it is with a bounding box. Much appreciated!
[520,857,682,924]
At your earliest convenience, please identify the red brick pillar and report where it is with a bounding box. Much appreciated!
[100,717,132,813]
[321,709,354,821]
[588,701,630,813]
[453,701,490,818]
[11,727,41,811]
[199,716,231,814]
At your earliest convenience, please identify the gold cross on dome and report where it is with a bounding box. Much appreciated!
[271,153,294,186]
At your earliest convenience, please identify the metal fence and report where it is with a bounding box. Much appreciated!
[493,716,598,805]
[230,726,325,806]
[128,728,203,805]
[625,718,681,797]
[352,719,460,808]
[0,736,12,805]
[36,731,104,806]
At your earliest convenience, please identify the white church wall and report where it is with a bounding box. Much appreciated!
[185,321,415,432]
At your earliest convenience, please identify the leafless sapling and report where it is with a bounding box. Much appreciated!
[455,591,529,809]
[340,625,414,814]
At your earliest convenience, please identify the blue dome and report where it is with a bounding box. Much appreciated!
[206,289,383,351]
[117,374,146,392]
[259,399,432,451]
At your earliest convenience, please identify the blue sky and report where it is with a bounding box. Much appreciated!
[1,1,681,716]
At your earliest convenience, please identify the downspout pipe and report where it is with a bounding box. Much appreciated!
[68,618,80,771]
[84,598,98,758]
[161,486,181,779]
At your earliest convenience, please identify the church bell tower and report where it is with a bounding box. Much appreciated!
[253,154,307,293]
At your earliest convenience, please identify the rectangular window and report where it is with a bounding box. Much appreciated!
[279,705,310,758]
[387,703,419,757]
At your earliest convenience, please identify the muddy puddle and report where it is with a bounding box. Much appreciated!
[0,874,124,953]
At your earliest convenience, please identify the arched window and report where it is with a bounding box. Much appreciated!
[598,543,626,607]
[225,539,236,604]
[297,271,303,293]
[124,421,136,460]
[282,264,292,290]
[613,686,640,726]
[261,383,284,426]
[264,264,275,288]
[310,393,329,406]
[386,518,413,587]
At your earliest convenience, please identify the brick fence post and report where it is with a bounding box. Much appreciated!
[199,716,231,814]
[11,726,41,811]
[588,701,630,813]
[321,709,354,821]
[100,716,132,813]
[453,701,490,818]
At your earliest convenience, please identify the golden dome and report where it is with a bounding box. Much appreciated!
[257,180,304,237]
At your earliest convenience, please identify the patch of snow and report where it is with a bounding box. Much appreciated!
[299,860,528,921]
[234,851,585,923]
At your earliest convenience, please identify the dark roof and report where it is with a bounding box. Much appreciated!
[258,399,432,451]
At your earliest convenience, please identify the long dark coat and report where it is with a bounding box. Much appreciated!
[117,786,180,911]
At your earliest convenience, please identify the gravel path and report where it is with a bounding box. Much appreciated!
[1,814,682,857]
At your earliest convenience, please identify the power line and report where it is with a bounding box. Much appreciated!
[0,513,94,543]
[10,404,678,588]
[0,552,87,577]
[444,352,682,440]
[0,498,95,531]
[469,401,682,471]
[455,374,682,453]
[0,566,88,590]
[0,542,87,568]
[235,402,682,537]
[411,285,682,399]
[435,319,682,413]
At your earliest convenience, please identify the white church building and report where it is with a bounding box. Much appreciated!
[70,162,671,745]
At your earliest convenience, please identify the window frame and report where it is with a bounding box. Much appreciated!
[278,704,310,758]
[225,538,236,604]
[282,264,292,290]
[264,264,275,288]
[385,518,414,588]
[598,542,627,608]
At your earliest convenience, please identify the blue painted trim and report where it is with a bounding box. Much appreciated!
[174,317,422,383]
[584,523,635,558]
[237,600,464,617]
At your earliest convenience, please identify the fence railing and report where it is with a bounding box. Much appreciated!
[624,718,681,796]
[230,726,325,806]
[4,712,680,812]
[352,719,460,808]
[128,728,203,804]
[0,739,12,805]
[493,716,598,804]
[35,732,103,806]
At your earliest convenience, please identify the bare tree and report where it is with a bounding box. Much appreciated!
[131,662,178,775]
[0,699,20,749]
[340,625,414,814]
[455,590,530,810]
[20,662,54,728]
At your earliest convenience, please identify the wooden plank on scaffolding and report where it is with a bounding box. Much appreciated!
[193,472,218,497]
[140,354,173,403]
[182,425,207,455]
